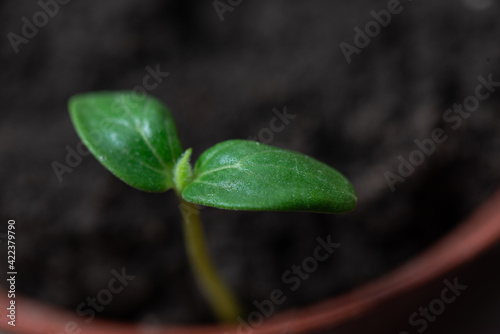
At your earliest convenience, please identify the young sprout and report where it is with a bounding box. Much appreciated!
[68,91,357,322]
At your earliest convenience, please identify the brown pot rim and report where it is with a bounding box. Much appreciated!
[2,189,500,334]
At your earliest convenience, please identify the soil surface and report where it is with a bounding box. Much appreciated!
[1,0,500,325]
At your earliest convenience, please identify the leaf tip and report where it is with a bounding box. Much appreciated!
[174,148,194,192]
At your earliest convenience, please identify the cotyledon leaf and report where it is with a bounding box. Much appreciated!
[182,140,357,213]
[68,91,183,192]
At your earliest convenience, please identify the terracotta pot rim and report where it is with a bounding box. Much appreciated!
[2,190,500,334]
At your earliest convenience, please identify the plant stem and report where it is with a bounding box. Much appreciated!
[177,196,242,322]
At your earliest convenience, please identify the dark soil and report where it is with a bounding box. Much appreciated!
[1,0,500,326]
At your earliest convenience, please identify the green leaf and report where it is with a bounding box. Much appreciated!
[173,148,193,192]
[182,140,357,213]
[68,91,183,192]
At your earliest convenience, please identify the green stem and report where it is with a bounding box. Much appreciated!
[177,196,242,322]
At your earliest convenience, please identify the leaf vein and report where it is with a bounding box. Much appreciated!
[119,96,171,171]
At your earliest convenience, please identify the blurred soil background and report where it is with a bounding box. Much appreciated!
[0,0,500,327]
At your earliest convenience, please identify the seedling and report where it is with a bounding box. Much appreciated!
[68,91,357,322]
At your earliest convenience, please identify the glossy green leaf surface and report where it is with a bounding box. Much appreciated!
[182,140,357,213]
[69,91,183,192]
